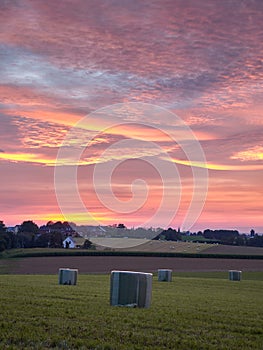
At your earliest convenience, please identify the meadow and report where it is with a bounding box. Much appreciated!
[0,273,262,349]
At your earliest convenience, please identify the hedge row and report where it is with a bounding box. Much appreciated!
[3,249,263,260]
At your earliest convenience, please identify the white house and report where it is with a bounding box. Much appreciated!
[62,237,86,249]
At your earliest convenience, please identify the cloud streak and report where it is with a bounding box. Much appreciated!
[168,158,263,172]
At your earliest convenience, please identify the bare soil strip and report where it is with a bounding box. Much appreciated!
[202,245,263,255]
[9,256,263,274]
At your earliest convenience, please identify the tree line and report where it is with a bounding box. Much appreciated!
[153,228,263,247]
[1,219,263,252]
[0,220,92,252]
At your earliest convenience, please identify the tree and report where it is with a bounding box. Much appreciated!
[18,221,39,234]
[0,231,8,252]
[16,221,39,248]
[46,221,54,226]
[0,220,7,234]
[203,229,239,245]
[153,228,181,241]
[83,239,93,249]
[248,234,263,247]
[35,231,63,248]
[49,231,63,248]
[117,223,126,229]
[0,220,14,251]
[34,233,50,248]
[16,233,34,248]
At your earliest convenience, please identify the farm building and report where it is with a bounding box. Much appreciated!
[62,237,86,248]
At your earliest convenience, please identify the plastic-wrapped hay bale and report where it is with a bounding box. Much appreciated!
[58,268,78,285]
[158,269,172,282]
[110,270,152,308]
[229,270,242,281]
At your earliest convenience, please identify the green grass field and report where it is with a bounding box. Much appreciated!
[0,273,262,349]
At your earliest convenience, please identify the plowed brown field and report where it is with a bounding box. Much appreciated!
[8,255,263,274]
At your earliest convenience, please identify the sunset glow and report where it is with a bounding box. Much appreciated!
[1,0,262,232]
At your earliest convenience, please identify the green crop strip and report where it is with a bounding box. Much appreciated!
[0,273,262,349]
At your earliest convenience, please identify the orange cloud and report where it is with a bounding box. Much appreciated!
[231,146,263,161]
[167,157,263,171]
[0,152,54,165]
[4,108,82,127]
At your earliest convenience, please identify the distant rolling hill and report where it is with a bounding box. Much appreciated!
[91,237,263,255]
[90,237,214,253]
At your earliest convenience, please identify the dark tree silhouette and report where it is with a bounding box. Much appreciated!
[83,239,93,249]
[153,228,181,241]
[0,220,7,234]
[117,223,126,229]
[18,221,39,234]
[0,220,16,251]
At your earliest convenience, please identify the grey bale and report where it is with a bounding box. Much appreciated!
[58,268,78,285]
[158,269,172,282]
[229,270,242,281]
[110,270,152,308]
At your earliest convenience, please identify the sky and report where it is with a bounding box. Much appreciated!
[0,0,262,233]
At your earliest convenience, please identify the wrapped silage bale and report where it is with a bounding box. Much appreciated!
[58,268,78,285]
[110,270,152,308]
[158,269,172,282]
[229,270,242,281]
